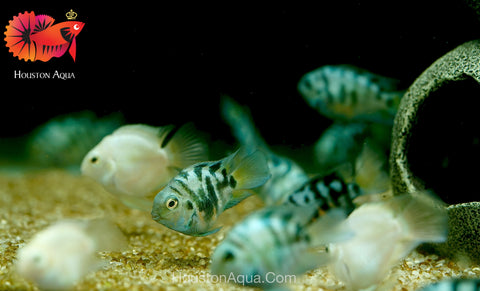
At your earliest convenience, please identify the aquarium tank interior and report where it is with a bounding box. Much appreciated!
[0,1,479,290]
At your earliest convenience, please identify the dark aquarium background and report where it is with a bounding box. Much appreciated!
[1,1,479,150]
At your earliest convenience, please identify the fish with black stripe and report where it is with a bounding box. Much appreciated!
[151,148,271,236]
[298,64,405,124]
[210,205,353,288]
[211,204,351,288]
[283,142,391,214]
[419,279,480,291]
[285,172,362,215]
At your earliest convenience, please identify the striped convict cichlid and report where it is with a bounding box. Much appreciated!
[210,204,351,288]
[298,64,405,124]
[419,279,480,291]
[284,172,363,215]
[151,148,271,236]
[284,142,391,214]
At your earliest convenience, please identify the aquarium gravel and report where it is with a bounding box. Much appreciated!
[0,170,479,290]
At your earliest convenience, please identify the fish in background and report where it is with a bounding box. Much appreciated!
[314,122,392,175]
[16,219,127,291]
[326,192,448,290]
[151,148,270,236]
[210,204,351,289]
[221,96,309,205]
[298,64,405,125]
[419,279,480,291]
[27,111,124,170]
[284,172,363,215]
[313,122,369,171]
[285,142,391,214]
[81,123,208,211]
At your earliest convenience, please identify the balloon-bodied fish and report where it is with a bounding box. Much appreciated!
[81,123,208,211]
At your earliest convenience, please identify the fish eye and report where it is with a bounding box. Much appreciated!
[166,198,178,210]
[303,79,312,90]
[73,24,80,30]
[90,156,99,164]
[223,250,235,262]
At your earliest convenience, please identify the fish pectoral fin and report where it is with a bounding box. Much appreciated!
[117,194,153,212]
[196,227,222,237]
[167,165,183,174]
[69,36,77,62]
[307,208,353,246]
[224,190,253,210]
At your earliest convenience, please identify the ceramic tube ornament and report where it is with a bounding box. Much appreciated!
[389,39,480,262]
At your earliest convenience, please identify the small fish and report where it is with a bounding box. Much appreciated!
[326,192,448,290]
[151,148,270,236]
[285,142,390,214]
[419,279,480,291]
[298,64,405,124]
[314,122,368,171]
[210,205,350,288]
[16,219,127,291]
[4,11,85,62]
[221,96,309,205]
[81,123,208,211]
[284,172,363,215]
[28,111,123,170]
[314,122,392,172]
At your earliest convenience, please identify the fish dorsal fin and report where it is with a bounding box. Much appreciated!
[161,123,208,169]
[113,124,161,137]
[34,14,55,33]
[156,125,176,146]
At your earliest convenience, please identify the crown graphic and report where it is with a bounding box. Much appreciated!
[66,9,77,20]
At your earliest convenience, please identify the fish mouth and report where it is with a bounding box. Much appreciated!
[151,211,162,222]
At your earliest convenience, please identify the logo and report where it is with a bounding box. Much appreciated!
[4,10,84,62]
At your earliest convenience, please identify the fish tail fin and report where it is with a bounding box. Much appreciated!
[339,141,390,194]
[4,11,38,61]
[225,148,271,190]
[83,219,128,252]
[393,192,448,243]
[220,95,268,151]
[162,123,209,169]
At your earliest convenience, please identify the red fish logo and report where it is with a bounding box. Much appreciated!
[4,10,84,62]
